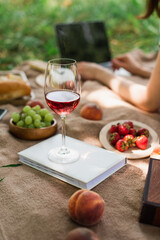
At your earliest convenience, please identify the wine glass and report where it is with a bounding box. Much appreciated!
[44,58,81,164]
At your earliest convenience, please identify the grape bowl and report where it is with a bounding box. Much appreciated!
[9,105,57,140]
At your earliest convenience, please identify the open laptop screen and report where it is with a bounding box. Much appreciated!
[55,21,112,63]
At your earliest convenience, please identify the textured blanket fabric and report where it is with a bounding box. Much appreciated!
[0,50,160,240]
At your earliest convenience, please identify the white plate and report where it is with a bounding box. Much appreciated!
[99,120,159,159]
[36,74,44,87]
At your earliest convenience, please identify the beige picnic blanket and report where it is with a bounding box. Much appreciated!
[0,49,160,240]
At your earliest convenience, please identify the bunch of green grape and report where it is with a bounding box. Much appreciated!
[11,105,54,129]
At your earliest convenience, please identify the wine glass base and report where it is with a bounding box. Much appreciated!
[48,147,79,164]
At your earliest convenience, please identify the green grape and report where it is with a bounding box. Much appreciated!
[45,121,52,127]
[21,113,27,120]
[34,119,41,128]
[11,106,51,129]
[39,108,49,117]
[28,109,36,118]
[40,122,46,128]
[12,112,20,123]
[33,114,41,121]
[44,113,53,122]
[33,105,41,111]
[16,120,24,127]
[36,110,40,115]
[28,123,34,129]
[25,116,32,125]
[23,105,31,113]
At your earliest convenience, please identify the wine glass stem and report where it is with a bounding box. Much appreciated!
[59,115,69,154]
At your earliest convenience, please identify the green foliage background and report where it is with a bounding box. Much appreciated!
[0,0,159,70]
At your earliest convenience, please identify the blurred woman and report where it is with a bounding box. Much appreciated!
[78,0,160,112]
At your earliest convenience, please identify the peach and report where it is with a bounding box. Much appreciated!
[68,189,105,226]
[152,146,160,155]
[80,103,103,120]
[65,227,100,240]
[26,99,45,108]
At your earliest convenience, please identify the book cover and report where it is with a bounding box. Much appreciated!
[139,158,160,227]
[18,134,127,189]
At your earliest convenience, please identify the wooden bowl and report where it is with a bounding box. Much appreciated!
[9,119,57,140]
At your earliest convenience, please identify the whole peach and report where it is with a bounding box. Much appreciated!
[68,189,105,226]
[65,227,100,240]
[26,99,45,108]
[80,103,103,120]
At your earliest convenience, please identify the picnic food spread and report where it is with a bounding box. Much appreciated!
[1,53,160,240]
[109,120,150,152]
[0,73,31,101]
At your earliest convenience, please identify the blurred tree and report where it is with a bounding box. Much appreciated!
[0,0,158,69]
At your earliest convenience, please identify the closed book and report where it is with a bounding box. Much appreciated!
[18,134,127,189]
[139,158,160,227]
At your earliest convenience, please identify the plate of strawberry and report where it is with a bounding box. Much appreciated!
[99,120,159,159]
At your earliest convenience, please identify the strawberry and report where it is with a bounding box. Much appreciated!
[109,124,118,133]
[115,139,129,152]
[129,128,137,137]
[137,128,149,138]
[123,120,134,128]
[109,132,121,145]
[118,124,130,136]
[123,134,135,148]
[135,135,148,150]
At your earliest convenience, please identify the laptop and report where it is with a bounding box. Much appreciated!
[54,21,130,76]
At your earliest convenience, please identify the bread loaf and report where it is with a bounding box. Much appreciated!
[29,60,47,72]
[0,74,31,101]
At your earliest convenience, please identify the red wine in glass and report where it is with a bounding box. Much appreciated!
[45,90,80,116]
[44,58,81,164]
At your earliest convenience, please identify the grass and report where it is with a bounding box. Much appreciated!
[0,0,159,70]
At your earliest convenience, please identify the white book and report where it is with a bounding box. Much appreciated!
[18,134,127,189]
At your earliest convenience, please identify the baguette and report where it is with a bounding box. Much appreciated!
[8,73,25,81]
[0,77,31,101]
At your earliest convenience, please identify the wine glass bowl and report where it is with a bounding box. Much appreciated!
[44,58,81,164]
[46,90,80,116]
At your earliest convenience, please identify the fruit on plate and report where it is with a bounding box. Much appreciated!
[123,120,134,128]
[115,139,129,152]
[11,105,54,129]
[65,228,100,240]
[109,132,121,145]
[68,189,105,226]
[135,135,148,150]
[123,134,135,148]
[117,123,130,135]
[108,120,150,152]
[137,128,149,138]
[129,128,137,137]
[109,124,118,133]
[26,99,45,108]
[80,103,103,120]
